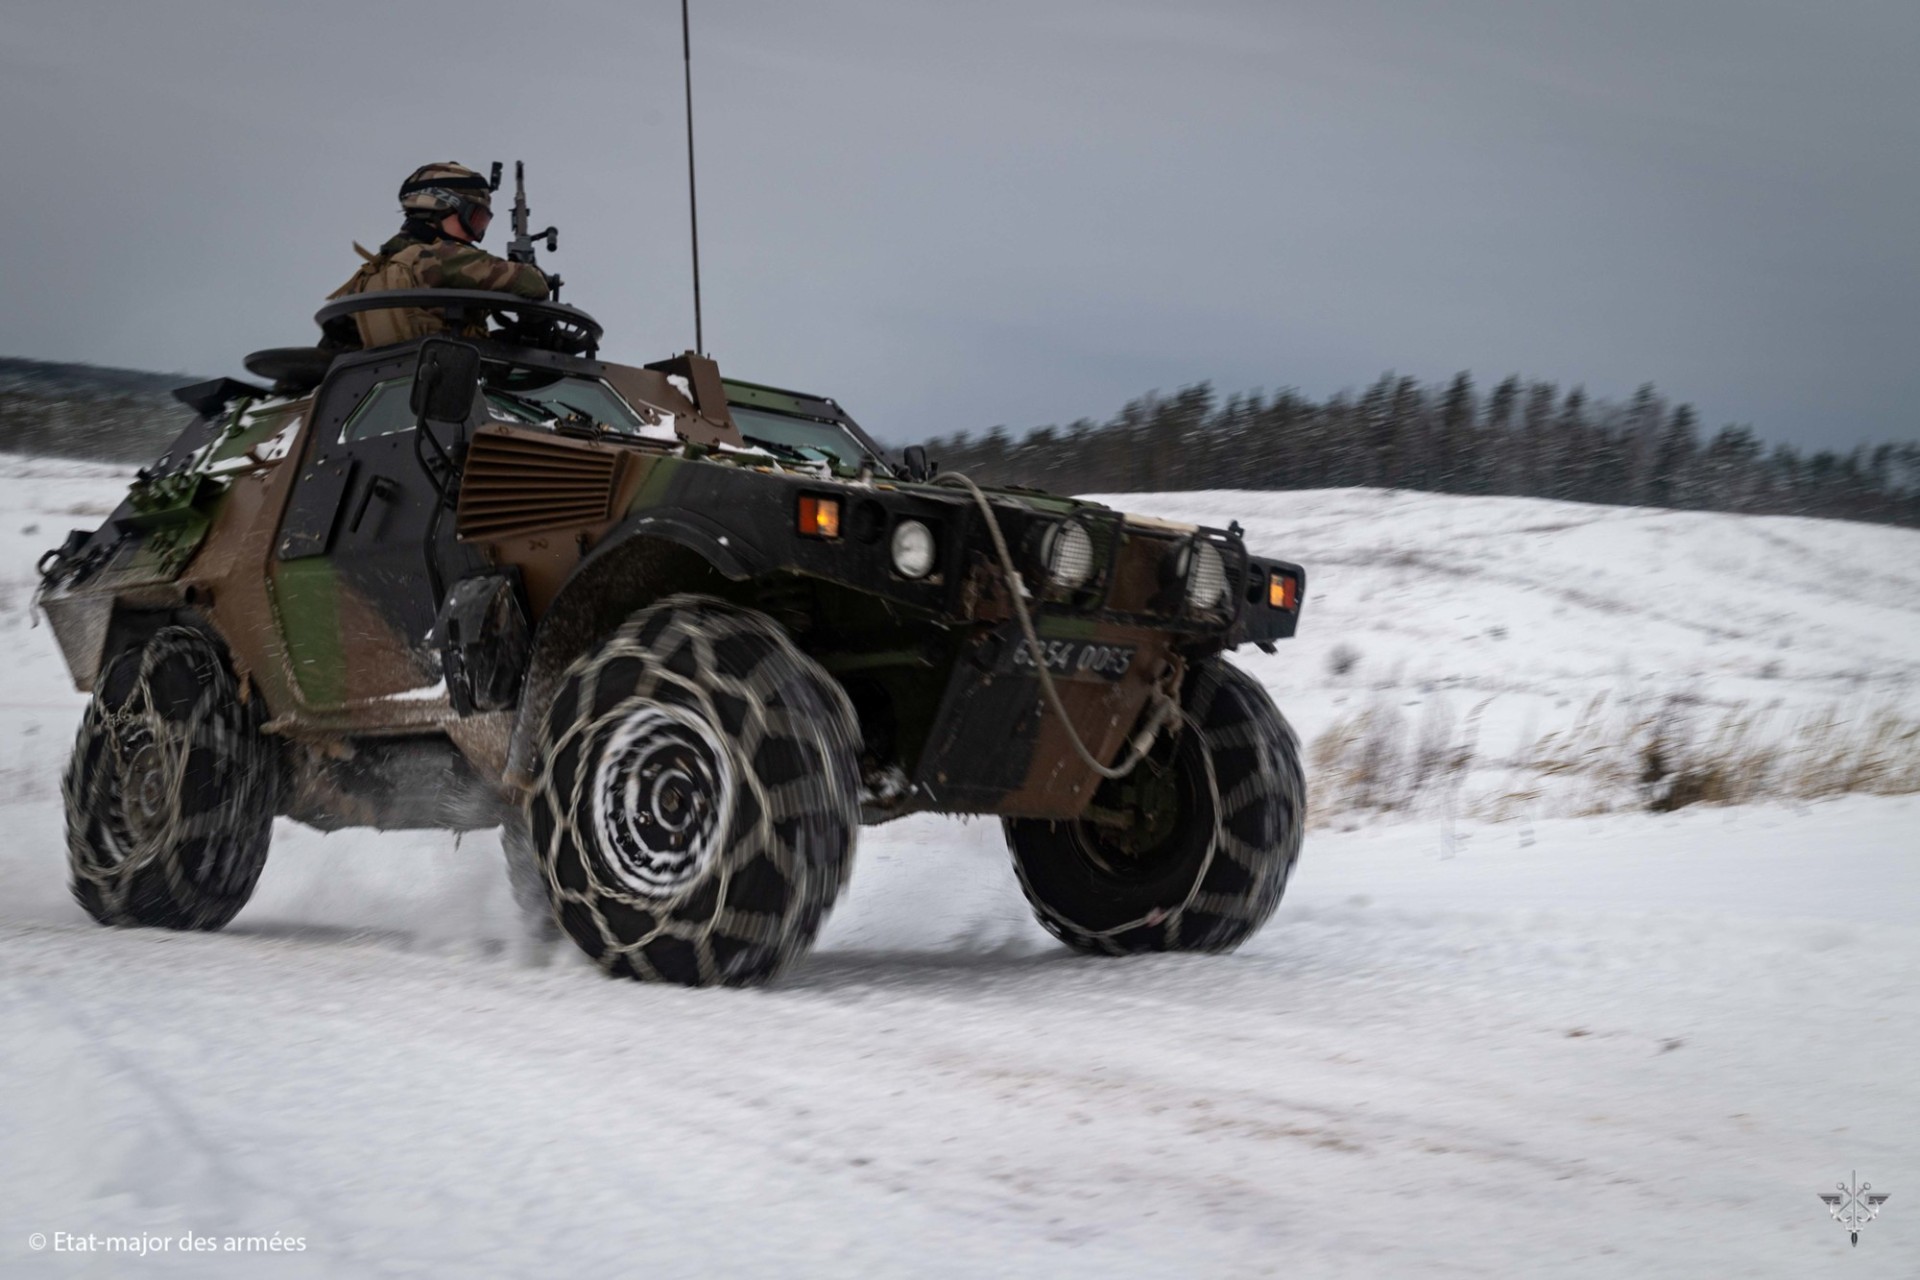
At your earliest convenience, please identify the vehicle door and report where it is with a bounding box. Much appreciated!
[269,348,482,712]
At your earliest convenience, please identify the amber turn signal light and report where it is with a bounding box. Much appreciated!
[797,495,842,538]
[1268,571,1298,610]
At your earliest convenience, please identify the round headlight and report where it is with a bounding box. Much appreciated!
[1185,541,1228,613]
[1039,521,1095,590]
[890,519,936,579]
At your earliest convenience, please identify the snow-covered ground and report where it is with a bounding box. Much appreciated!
[3,459,1916,1276]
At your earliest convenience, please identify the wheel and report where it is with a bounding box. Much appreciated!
[525,596,861,986]
[1004,658,1304,955]
[63,627,280,930]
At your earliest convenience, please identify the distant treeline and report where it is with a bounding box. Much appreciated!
[921,373,1920,528]
[0,357,197,463]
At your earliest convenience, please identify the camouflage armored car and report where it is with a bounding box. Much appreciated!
[36,287,1308,985]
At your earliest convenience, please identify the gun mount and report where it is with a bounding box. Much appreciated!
[244,289,603,396]
[313,289,602,357]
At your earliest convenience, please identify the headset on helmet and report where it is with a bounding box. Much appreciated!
[398,162,500,242]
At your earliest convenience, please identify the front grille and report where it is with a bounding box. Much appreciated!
[1102,528,1244,622]
[457,428,621,540]
[1105,531,1181,614]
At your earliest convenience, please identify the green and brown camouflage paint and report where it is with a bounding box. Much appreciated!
[37,339,1304,825]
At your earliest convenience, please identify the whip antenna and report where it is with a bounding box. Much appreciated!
[681,0,704,354]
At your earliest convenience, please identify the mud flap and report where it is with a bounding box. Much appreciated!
[435,571,531,714]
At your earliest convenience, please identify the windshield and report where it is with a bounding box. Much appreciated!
[731,406,886,475]
[476,374,882,471]
[482,376,669,439]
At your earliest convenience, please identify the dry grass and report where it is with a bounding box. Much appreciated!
[1309,698,1485,823]
[1308,691,1920,825]
[1524,693,1920,812]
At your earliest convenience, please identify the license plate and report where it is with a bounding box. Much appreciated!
[1003,637,1137,681]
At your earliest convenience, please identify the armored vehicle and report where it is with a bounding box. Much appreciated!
[37,288,1308,985]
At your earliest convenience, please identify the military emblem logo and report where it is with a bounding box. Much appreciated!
[1818,1171,1889,1246]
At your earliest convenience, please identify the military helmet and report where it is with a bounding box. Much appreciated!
[398,162,496,236]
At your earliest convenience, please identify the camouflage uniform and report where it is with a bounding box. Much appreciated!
[328,161,550,349]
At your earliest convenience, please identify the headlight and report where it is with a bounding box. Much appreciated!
[1039,520,1095,590]
[890,519,936,578]
[1184,541,1228,613]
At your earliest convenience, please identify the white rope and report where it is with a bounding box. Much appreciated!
[934,472,1176,781]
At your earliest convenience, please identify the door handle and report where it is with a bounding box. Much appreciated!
[349,476,402,534]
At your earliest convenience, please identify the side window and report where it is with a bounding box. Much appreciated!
[339,377,417,442]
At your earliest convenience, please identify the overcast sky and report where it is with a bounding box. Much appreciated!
[2,0,1915,449]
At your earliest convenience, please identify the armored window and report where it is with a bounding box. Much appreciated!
[730,406,887,474]
[339,376,417,442]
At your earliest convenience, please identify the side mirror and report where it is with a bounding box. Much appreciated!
[411,339,483,425]
[901,444,937,482]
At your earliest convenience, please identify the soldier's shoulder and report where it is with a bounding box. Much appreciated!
[419,239,506,265]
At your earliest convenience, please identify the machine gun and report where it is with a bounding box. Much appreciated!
[489,161,563,299]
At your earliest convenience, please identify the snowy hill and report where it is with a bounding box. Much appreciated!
[2,462,1916,1277]
[1125,486,1920,718]
[1106,488,1920,821]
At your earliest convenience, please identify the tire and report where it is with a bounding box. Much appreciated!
[525,596,861,986]
[1005,658,1304,955]
[63,627,279,931]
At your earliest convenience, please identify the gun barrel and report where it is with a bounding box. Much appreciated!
[502,159,555,283]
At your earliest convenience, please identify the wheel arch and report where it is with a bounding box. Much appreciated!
[85,604,226,691]
[505,519,759,785]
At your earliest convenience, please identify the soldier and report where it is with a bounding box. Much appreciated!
[327,162,550,349]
